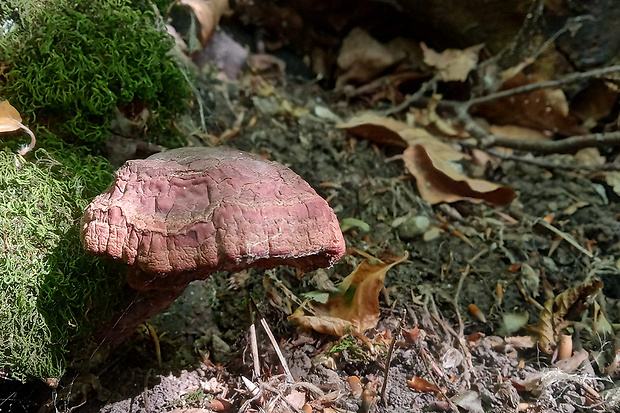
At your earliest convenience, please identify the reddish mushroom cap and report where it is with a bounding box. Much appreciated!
[81,147,345,290]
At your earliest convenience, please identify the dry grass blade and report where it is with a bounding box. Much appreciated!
[529,279,603,353]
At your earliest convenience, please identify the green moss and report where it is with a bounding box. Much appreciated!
[0,0,192,381]
[0,0,190,147]
[0,144,127,381]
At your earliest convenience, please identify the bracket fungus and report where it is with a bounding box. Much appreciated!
[81,147,345,342]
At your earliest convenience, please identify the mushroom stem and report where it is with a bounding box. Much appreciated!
[97,283,188,344]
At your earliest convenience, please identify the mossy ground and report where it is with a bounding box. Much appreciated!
[0,0,191,148]
[0,144,129,381]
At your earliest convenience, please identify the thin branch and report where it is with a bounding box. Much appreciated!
[383,0,566,117]
[417,340,459,413]
[464,64,620,108]
[383,64,620,156]
[380,309,406,405]
[381,73,440,116]
[470,146,620,171]
[478,131,620,154]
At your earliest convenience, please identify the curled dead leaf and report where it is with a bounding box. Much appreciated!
[402,325,419,344]
[337,113,410,147]
[402,144,516,206]
[336,28,405,89]
[0,100,36,156]
[347,376,364,398]
[474,73,585,136]
[288,252,408,337]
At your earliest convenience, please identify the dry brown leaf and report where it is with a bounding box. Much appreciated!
[487,125,550,142]
[288,252,408,336]
[402,326,419,344]
[420,42,483,82]
[347,376,364,398]
[529,279,603,354]
[571,79,619,127]
[554,279,603,320]
[180,0,229,47]
[285,389,306,409]
[337,113,410,147]
[338,113,514,206]
[474,73,585,136]
[402,144,515,206]
[504,336,536,349]
[406,376,439,393]
[399,131,465,161]
[338,112,463,150]
[0,100,22,133]
[336,28,405,89]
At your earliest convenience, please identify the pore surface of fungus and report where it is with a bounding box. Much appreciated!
[81,147,346,340]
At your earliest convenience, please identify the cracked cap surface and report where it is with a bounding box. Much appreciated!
[81,147,346,289]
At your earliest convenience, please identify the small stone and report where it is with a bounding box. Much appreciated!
[398,215,430,239]
[423,227,442,242]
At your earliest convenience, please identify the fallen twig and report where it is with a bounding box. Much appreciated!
[417,336,459,413]
[464,64,620,109]
[249,322,261,380]
[448,267,478,384]
[248,297,294,381]
[143,368,153,413]
[477,131,620,155]
[379,309,407,405]
[469,146,620,171]
[381,73,440,116]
